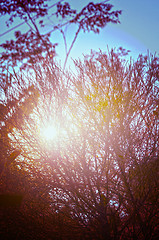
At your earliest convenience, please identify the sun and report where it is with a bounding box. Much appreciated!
[41,125,58,141]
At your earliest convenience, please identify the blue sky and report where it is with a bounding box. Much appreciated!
[0,0,159,65]
[111,0,159,53]
[65,0,159,60]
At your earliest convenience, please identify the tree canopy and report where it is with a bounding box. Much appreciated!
[0,47,159,239]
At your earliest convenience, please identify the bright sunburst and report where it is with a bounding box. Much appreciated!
[41,125,58,141]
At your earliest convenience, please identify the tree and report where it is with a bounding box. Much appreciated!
[0,0,121,71]
[59,49,159,239]
[0,0,122,198]
[1,48,158,239]
[0,0,122,180]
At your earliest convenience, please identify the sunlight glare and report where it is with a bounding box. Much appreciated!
[42,125,57,141]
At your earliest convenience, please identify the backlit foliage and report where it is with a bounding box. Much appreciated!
[0,49,159,239]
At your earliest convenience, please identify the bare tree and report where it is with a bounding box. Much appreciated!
[1,48,158,239]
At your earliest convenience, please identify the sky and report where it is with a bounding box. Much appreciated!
[0,0,159,66]
[65,0,159,61]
